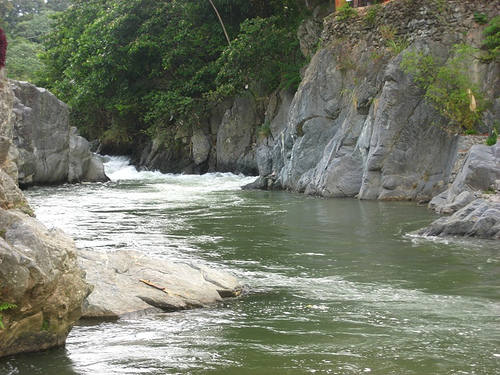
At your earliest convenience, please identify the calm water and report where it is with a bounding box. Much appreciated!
[2,157,499,375]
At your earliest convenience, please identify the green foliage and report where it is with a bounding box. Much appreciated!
[402,44,486,133]
[482,16,500,62]
[473,12,488,25]
[386,36,410,56]
[0,302,18,330]
[336,3,357,21]
[39,0,308,146]
[211,16,305,100]
[364,4,381,27]
[486,121,499,146]
[259,121,271,139]
[5,37,45,80]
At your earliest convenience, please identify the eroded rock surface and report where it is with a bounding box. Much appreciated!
[78,250,243,319]
[10,80,108,186]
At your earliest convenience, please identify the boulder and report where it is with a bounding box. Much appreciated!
[429,143,500,214]
[216,97,259,175]
[78,250,243,319]
[10,80,108,186]
[419,198,500,240]
[0,208,91,357]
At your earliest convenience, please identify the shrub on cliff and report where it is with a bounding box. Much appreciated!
[0,28,7,69]
[401,44,486,133]
[483,15,500,62]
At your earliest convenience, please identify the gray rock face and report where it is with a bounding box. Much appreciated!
[0,208,92,357]
[248,0,500,201]
[429,144,500,214]
[10,80,108,186]
[78,250,243,319]
[419,199,500,240]
[216,97,259,175]
[256,40,458,201]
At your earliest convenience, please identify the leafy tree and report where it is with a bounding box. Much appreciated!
[6,38,45,80]
[39,0,317,149]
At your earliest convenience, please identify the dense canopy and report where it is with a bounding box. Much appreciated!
[35,0,313,148]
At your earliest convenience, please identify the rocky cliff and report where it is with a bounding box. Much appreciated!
[0,73,92,357]
[10,80,109,186]
[251,0,500,202]
[136,0,499,208]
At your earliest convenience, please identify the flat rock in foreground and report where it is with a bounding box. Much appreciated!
[78,250,243,319]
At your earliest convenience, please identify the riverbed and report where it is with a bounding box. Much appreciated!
[1,156,499,374]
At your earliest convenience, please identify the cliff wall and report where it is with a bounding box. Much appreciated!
[251,0,500,201]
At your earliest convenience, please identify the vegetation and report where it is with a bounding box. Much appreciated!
[482,15,500,62]
[364,4,381,27]
[401,44,486,133]
[486,120,499,146]
[0,302,17,329]
[474,12,488,25]
[33,0,312,147]
[336,3,358,21]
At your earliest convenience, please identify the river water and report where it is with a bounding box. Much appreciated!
[1,157,499,375]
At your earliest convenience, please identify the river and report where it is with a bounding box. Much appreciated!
[1,156,499,375]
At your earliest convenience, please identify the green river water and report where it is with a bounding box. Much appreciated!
[1,157,498,374]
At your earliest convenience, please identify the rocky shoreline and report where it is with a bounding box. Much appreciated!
[0,75,244,357]
[1,0,500,360]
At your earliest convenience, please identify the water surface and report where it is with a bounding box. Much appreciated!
[2,157,499,374]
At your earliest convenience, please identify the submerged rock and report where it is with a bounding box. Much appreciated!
[78,250,243,319]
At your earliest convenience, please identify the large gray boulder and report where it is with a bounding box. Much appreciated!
[419,198,500,240]
[258,39,457,201]
[429,143,500,214]
[0,209,92,357]
[216,96,259,175]
[78,250,243,319]
[10,80,108,186]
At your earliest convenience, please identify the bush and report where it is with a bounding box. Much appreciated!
[483,16,500,62]
[486,121,499,146]
[0,28,7,69]
[474,12,488,25]
[402,44,486,133]
[336,3,358,21]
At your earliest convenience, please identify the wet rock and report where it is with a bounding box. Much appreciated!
[78,250,243,319]
[419,199,500,240]
[429,144,500,214]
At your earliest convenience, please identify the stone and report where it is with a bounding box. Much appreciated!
[429,143,500,214]
[419,199,500,240]
[0,209,91,357]
[78,250,243,319]
[216,97,259,175]
[10,80,108,186]
[0,76,91,358]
